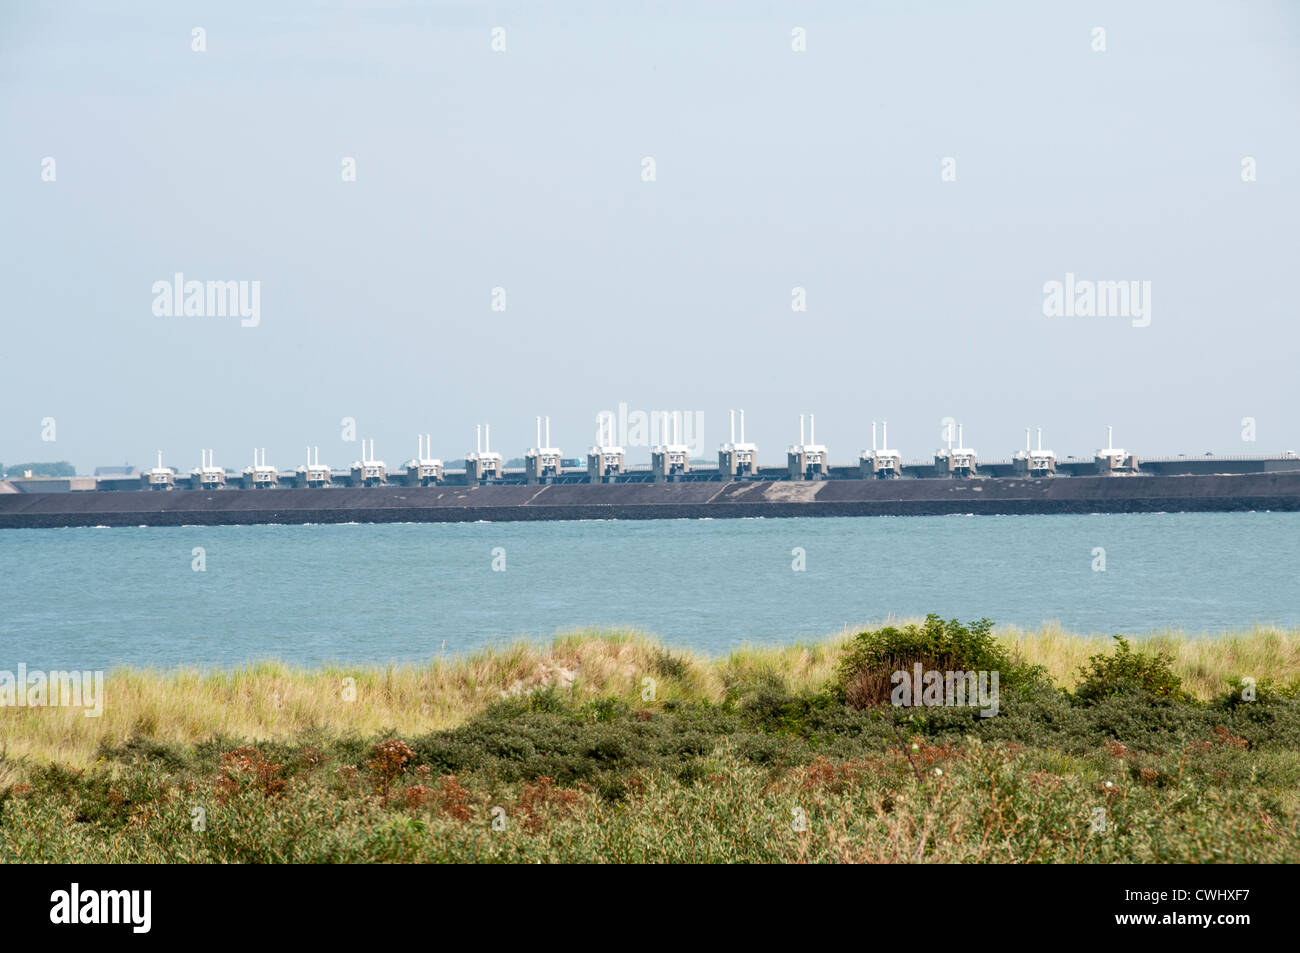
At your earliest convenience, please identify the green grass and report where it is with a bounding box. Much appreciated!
[2,620,1299,862]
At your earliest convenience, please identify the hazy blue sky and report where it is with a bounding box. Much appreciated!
[3,0,1297,472]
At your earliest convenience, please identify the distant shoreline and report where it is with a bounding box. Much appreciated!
[5,471,1300,528]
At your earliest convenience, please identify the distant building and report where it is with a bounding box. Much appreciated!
[718,409,757,478]
[465,424,502,483]
[142,451,176,490]
[934,423,977,478]
[93,465,140,477]
[350,440,387,487]
[1095,426,1138,475]
[525,417,562,485]
[296,446,332,488]
[404,436,442,486]
[787,413,828,480]
[588,413,625,482]
[192,449,227,489]
[860,421,901,479]
[1013,428,1056,477]
[651,413,691,482]
[241,448,278,489]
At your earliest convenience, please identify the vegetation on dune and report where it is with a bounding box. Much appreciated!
[1,460,76,478]
[4,622,1298,770]
[830,615,1048,708]
[1073,636,1192,703]
[2,620,1299,862]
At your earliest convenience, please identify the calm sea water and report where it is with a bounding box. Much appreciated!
[1,512,1296,669]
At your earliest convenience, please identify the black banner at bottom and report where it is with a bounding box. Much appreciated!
[0,862,1274,941]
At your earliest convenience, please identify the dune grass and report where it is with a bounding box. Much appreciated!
[998,621,1300,698]
[5,620,1300,863]
[3,622,1298,772]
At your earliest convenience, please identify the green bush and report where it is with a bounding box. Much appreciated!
[408,707,727,792]
[1214,676,1300,709]
[651,649,690,681]
[1073,636,1191,704]
[831,614,1042,709]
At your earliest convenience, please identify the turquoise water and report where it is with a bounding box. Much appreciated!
[1,512,1296,669]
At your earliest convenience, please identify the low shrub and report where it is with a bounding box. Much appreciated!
[831,614,1043,709]
[1073,636,1192,704]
